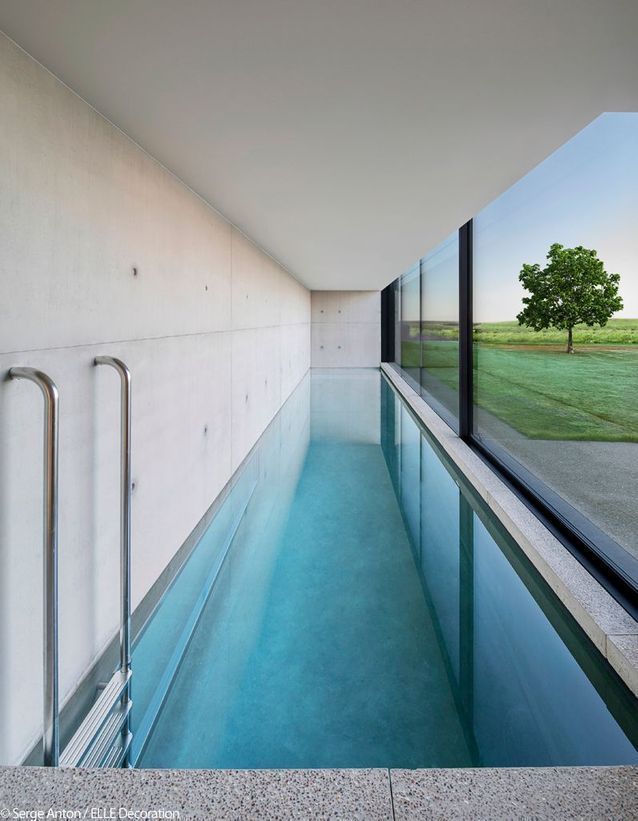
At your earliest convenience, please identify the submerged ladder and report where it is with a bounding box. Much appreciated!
[10,357,133,767]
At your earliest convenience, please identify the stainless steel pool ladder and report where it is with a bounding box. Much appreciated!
[60,356,133,767]
[10,358,133,767]
[9,368,60,766]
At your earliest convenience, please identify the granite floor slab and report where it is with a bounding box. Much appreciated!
[2,766,638,820]
[0,767,393,820]
[390,766,638,821]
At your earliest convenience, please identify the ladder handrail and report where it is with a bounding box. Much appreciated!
[95,356,132,762]
[9,367,60,767]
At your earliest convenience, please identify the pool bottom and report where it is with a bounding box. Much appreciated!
[140,439,471,768]
[134,370,638,769]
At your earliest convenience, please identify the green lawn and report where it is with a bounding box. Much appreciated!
[399,320,638,442]
[473,345,638,441]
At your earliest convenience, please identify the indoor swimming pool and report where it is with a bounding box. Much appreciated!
[129,370,637,769]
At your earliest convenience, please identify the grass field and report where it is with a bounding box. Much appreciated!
[473,317,638,346]
[400,319,638,442]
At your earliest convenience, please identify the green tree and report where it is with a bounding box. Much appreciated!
[517,243,623,353]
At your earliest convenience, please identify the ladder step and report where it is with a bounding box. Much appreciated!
[102,731,133,768]
[80,702,131,768]
[60,669,131,767]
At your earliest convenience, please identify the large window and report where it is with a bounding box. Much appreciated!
[386,112,638,604]
[473,113,638,585]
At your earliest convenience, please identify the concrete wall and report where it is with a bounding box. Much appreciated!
[0,33,310,765]
[311,291,380,368]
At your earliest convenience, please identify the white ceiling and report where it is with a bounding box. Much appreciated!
[1,1,637,290]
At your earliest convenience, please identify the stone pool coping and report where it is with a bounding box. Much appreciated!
[380,363,638,697]
[0,765,636,820]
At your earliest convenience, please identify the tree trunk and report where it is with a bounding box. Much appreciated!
[566,326,574,354]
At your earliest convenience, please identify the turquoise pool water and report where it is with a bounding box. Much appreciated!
[133,370,637,768]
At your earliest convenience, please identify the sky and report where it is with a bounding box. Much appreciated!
[474,112,638,323]
[401,113,638,323]
[400,232,458,322]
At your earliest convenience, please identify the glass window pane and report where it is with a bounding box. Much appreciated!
[421,231,459,429]
[393,277,402,368]
[473,113,638,580]
[398,264,421,388]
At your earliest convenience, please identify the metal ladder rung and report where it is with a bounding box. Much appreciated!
[103,731,133,768]
[79,700,132,768]
[60,669,132,766]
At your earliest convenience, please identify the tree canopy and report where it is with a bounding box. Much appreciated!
[517,243,623,353]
